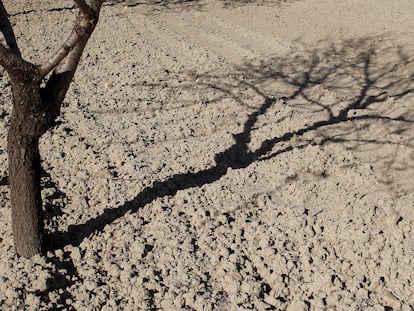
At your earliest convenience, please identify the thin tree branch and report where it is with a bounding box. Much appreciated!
[38,23,89,77]
[38,0,102,77]
[42,0,104,117]
[73,0,95,17]
[84,0,106,13]
[0,1,31,81]
[0,0,21,56]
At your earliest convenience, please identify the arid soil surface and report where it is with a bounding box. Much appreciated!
[0,0,413,310]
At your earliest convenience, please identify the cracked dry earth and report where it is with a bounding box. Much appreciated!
[0,0,413,310]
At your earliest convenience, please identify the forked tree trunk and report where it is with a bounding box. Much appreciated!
[1,0,104,258]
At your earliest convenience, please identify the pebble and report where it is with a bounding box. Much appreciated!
[5,288,17,299]
[70,248,82,262]
[382,290,401,310]
[286,299,307,311]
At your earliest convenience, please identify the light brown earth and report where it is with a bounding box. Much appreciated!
[0,0,413,310]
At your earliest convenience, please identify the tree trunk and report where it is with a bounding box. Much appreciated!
[7,68,48,258]
[8,132,43,257]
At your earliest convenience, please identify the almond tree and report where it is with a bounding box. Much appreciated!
[0,0,105,258]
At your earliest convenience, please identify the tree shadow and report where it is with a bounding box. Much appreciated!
[46,36,414,251]
[42,170,68,231]
[106,0,296,12]
[5,0,298,19]
[35,250,80,311]
[240,38,414,190]
[220,0,296,9]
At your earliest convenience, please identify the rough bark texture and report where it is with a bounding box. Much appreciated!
[7,65,47,257]
[8,134,44,257]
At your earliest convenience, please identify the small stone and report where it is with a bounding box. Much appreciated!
[224,272,243,283]
[382,290,401,310]
[32,278,47,291]
[84,280,98,291]
[286,299,307,311]
[264,294,279,307]
[108,264,120,279]
[70,248,82,261]
[25,293,40,306]
[5,288,18,299]
[54,249,64,259]
[120,270,131,283]
[356,288,368,300]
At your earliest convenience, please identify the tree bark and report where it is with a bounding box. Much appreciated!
[7,65,49,257]
[8,133,44,257]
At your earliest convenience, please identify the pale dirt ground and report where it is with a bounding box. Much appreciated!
[0,0,413,310]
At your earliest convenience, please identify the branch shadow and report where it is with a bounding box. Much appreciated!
[46,36,414,251]
[106,0,297,12]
